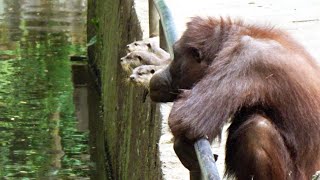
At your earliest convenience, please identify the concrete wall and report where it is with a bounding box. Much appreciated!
[87,0,161,179]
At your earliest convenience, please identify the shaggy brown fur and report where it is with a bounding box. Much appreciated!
[149,16,320,179]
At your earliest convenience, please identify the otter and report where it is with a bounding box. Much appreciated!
[120,50,170,74]
[129,65,165,88]
[126,37,170,60]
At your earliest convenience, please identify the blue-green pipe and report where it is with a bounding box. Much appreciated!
[152,1,221,179]
[195,138,221,180]
[152,0,178,57]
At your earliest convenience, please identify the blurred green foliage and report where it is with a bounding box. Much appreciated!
[0,0,91,179]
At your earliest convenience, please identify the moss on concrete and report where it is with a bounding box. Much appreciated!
[87,0,161,179]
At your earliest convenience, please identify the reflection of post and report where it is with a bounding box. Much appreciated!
[72,62,109,179]
[49,112,64,169]
[72,64,89,132]
[4,0,23,41]
[66,0,87,44]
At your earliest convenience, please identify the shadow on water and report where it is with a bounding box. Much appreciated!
[0,0,106,179]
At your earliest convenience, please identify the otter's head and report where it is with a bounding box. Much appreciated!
[129,65,158,88]
[126,38,158,53]
[120,52,144,74]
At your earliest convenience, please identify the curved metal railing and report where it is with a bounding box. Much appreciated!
[150,1,221,179]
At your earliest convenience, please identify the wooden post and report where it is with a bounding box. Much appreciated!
[159,23,168,51]
[149,0,159,37]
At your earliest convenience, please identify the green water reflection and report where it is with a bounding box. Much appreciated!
[0,0,91,178]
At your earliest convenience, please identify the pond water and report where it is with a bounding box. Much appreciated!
[0,0,103,179]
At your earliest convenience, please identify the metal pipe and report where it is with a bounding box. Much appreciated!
[151,1,220,179]
[152,0,178,57]
[194,138,221,180]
